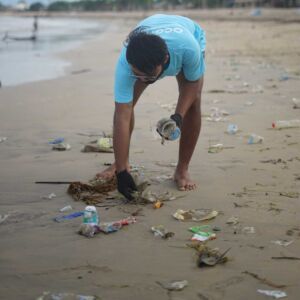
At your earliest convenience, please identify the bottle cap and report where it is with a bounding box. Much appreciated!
[85,205,96,212]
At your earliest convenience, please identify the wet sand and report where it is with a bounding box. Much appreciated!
[0,9,299,300]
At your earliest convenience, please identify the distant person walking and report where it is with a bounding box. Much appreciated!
[33,16,38,34]
[32,15,39,40]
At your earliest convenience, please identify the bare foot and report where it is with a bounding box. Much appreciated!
[95,163,130,180]
[95,164,116,180]
[174,169,196,191]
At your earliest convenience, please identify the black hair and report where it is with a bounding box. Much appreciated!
[125,26,168,75]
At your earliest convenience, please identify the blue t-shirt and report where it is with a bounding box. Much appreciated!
[114,14,206,103]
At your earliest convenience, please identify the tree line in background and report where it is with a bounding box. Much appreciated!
[0,0,298,12]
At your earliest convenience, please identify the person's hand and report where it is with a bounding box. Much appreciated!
[116,170,137,201]
[156,113,182,142]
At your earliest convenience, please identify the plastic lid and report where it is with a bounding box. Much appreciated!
[85,205,97,212]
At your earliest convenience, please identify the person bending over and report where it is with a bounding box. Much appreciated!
[97,14,206,200]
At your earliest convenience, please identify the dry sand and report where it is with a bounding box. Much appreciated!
[0,9,300,300]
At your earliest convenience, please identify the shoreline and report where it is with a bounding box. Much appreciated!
[1,8,300,23]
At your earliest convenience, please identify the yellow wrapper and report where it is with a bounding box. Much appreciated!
[97,137,112,149]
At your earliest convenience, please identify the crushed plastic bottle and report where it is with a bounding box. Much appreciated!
[247,134,264,144]
[272,119,300,129]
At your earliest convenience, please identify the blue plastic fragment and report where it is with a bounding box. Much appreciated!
[49,137,65,145]
[54,211,84,222]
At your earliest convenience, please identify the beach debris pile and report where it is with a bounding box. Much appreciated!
[68,176,117,205]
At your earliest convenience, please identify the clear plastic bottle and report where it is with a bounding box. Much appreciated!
[248,134,264,144]
[83,206,99,226]
[272,119,300,129]
[208,143,224,153]
[227,124,238,134]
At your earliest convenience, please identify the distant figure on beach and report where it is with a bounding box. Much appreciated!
[2,16,39,42]
[32,15,38,40]
[33,16,38,34]
[97,14,206,200]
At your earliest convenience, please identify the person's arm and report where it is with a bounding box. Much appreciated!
[113,102,133,173]
[175,36,205,117]
[175,73,202,118]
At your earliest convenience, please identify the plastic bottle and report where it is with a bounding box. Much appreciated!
[247,134,264,144]
[227,124,238,134]
[83,206,99,226]
[272,120,300,129]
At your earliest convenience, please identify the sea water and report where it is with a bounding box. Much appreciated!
[0,16,106,86]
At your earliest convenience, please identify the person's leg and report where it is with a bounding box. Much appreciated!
[96,80,148,179]
[174,74,204,190]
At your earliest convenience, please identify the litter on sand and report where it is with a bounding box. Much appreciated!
[247,133,264,144]
[0,137,7,143]
[42,193,57,200]
[0,214,9,224]
[68,176,117,205]
[36,291,98,300]
[271,240,294,247]
[205,107,229,122]
[131,189,177,205]
[52,143,71,151]
[242,226,255,234]
[82,137,113,153]
[59,205,72,212]
[292,97,300,109]
[279,191,299,199]
[49,137,65,144]
[151,225,175,239]
[191,232,216,242]
[173,209,218,222]
[208,143,224,153]
[189,226,217,242]
[226,216,239,225]
[272,256,300,260]
[257,289,287,299]
[78,216,136,237]
[188,243,230,267]
[208,144,234,153]
[153,200,164,209]
[54,211,84,222]
[227,124,238,134]
[49,138,71,151]
[156,280,188,291]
